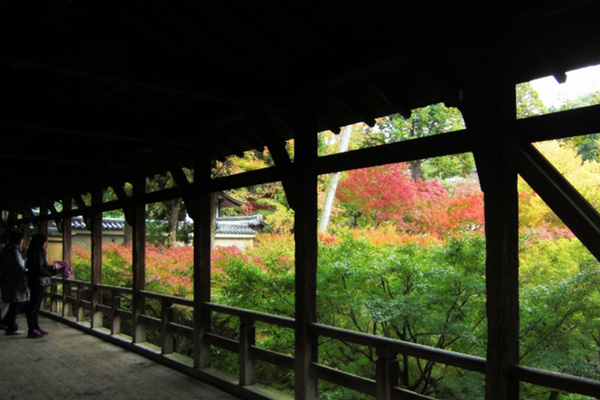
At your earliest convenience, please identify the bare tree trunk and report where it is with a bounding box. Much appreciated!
[319,124,353,233]
[410,159,422,181]
[123,222,132,246]
[166,198,182,247]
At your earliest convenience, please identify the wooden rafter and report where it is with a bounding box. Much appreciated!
[249,107,298,210]
[326,89,376,127]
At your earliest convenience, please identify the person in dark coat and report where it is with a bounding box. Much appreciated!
[0,230,9,330]
[0,230,36,337]
[26,233,54,337]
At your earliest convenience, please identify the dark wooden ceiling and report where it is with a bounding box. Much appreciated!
[1,0,599,211]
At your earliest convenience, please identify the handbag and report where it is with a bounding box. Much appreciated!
[39,276,52,287]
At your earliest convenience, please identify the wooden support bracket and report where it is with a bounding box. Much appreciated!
[495,131,600,261]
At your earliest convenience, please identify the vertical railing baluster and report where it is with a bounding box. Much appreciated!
[76,285,85,322]
[92,286,103,329]
[375,346,399,400]
[239,314,256,386]
[161,299,174,355]
[111,290,121,335]
[50,279,58,312]
[62,280,71,317]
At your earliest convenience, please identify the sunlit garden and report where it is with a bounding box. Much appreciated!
[67,84,600,399]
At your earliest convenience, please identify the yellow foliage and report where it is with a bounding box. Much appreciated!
[519,139,600,230]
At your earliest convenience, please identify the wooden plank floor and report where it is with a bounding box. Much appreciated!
[0,315,241,400]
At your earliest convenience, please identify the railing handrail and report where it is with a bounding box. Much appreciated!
[204,302,296,329]
[51,276,92,288]
[511,365,600,398]
[310,322,487,374]
[46,280,600,399]
[139,290,194,307]
[96,283,133,294]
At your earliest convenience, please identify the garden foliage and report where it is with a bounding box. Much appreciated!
[69,99,600,398]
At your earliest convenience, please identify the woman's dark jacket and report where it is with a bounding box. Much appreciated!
[0,244,29,303]
[26,248,53,291]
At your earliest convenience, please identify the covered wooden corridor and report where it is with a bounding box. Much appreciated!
[2,1,600,399]
[0,315,242,400]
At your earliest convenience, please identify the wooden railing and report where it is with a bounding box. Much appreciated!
[43,277,600,400]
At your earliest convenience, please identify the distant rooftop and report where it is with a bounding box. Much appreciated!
[48,215,266,237]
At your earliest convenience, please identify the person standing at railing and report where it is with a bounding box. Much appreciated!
[0,230,36,337]
[26,234,55,338]
[0,230,9,331]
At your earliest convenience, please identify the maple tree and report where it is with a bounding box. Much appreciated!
[335,163,484,235]
[368,103,467,180]
[336,163,417,229]
[516,82,547,119]
[64,81,600,398]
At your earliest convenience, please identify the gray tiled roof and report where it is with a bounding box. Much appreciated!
[48,215,264,236]
[217,214,266,227]
[215,214,266,235]
[215,226,256,235]
[71,216,126,231]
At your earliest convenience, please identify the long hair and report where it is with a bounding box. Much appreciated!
[27,233,48,256]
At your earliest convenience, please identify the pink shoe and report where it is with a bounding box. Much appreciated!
[28,330,43,338]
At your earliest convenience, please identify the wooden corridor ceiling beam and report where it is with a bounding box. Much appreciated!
[0,0,598,212]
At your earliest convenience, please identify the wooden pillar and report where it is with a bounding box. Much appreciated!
[193,147,213,369]
[22,207,30,248]
[131,174,146,343]
[62,197,72,317]
[478,151,520,400]
[90,185,103,329]
[294,116,319,400]
[464,58,520,400]
[62,197,72,264]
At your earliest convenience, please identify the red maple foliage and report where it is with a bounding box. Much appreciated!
[337,163,484,235]
[337,164,418,230]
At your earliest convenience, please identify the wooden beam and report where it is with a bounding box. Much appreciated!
[249,107,298,210]
[365,78,412,118]
[46,201,62,233]
[327,89,376,127]
[317,129,472,175]
[523,34,567,84]
[109,179,133,224]
[495,133,600,260]
[0,56,295,113]
[151,139,197,220]
[38,203,48,236]
[512,104,600,143]
[73,195,92,230]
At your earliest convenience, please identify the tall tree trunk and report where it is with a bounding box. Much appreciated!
[410,159,422,181]
[319,124,353,232]
[408,123,422,181]
[166,198,182,247]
